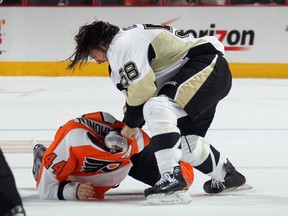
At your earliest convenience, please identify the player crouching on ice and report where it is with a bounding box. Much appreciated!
[32,111,194,202]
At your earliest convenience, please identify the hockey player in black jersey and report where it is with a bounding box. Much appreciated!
[67,21,252,204]
[0,149,26,216]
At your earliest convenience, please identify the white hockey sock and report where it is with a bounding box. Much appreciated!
[181,135,227,181]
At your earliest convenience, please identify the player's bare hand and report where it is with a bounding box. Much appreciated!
[77,182,95,200]
[121,125,137,140]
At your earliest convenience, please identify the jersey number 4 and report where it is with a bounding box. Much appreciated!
[44,153,67,176]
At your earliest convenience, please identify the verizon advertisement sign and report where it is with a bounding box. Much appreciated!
[0,7,287,63]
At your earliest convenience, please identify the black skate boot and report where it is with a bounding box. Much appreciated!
[144,166,191,204]
[203,159,252,194]
[32,142,47,181]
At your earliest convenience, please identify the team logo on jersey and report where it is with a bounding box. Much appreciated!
[82,157,122,173]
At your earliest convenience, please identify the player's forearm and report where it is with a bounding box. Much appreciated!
[58,181,80,200]
[37,180,80,200]
[122,103,145,128]
[123,69,157,128]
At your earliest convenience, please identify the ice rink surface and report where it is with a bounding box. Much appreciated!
[1,76,288,216]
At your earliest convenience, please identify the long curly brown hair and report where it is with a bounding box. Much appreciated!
[67,21,120,70]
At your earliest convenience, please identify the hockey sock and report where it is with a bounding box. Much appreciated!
[181,135,227,181]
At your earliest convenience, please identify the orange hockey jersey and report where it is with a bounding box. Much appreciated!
[36,112,150,200]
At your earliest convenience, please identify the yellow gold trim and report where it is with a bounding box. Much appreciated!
[175,56,216,108]
[229,63,288,78]
[0,62,109,76]
[0,62,288,78]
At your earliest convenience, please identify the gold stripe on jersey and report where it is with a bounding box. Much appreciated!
[174,55,218,108]
[126,68,157,106]
[150,31,210,72]
[150,31,189,71]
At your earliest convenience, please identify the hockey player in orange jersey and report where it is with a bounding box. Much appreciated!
[32,111,194,201]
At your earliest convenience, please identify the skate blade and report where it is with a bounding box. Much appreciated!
[146,190,192,205]
[222,183,253,193]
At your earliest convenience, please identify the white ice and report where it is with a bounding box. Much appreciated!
[1,77,288,216]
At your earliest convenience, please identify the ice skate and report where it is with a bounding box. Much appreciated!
[32,140,47,181]
[144,166,192,204]
[203,159,252,194]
